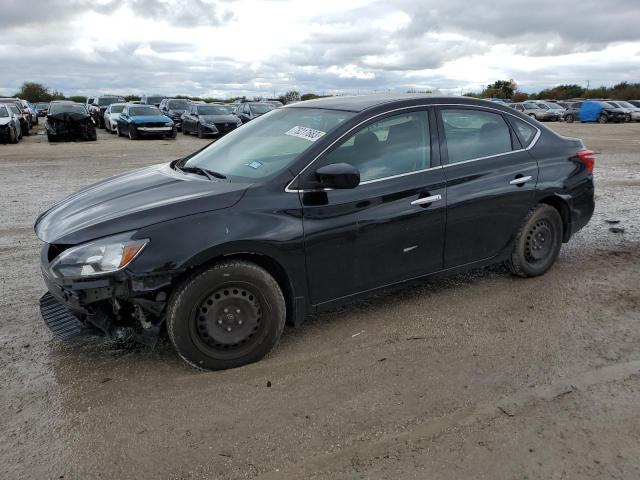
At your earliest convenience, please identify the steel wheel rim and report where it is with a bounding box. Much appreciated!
[190,283,267,357]
[524,219,554,262]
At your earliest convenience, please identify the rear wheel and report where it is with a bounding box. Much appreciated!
[598,114,608,124]
[507,204,563,278]
[197,124,204,139]
[87,123,97,141]
[9,127,18,143]
[564,114,575,123]
[167,260,286,370]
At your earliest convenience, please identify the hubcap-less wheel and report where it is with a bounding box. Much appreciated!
[524,220,553,262]
[195,287,262,350]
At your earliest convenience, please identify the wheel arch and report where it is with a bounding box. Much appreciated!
[176,249,301,327]
[538,195,571,242]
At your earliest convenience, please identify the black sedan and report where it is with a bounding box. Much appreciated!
[234,102,275,123]
[182,103,242,138]
[34,95,595,370]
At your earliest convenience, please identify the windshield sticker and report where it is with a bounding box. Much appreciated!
[285,125,326,142]
[247,161,263,169]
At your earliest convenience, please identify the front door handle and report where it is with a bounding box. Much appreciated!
[411,194,442,206]
[509,175,533,186]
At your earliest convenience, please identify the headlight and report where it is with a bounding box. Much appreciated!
[164,122,173,127]
[50,234,148,278]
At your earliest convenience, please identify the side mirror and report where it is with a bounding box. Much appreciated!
[314,163,360,189]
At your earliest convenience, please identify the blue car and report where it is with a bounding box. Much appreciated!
[115,104,176,140]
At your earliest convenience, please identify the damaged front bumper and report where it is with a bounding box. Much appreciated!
[39,244,179,345]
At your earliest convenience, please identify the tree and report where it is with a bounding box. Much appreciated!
[511,91,529,102]
[14,82,53,102]
[483,79,517,99]
[124,94,141,102]
[281,90,301,104]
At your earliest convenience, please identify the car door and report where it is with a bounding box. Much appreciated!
[299,108,446,305]
[436,106,539,269]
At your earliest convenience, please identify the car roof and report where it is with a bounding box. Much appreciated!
[285,94,517,113]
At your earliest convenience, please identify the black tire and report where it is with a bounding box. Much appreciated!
[9,127,18,144]
[507,204,563,278]
[47,133,56,142]
[167,260,286,370]
[183,125,189,135]
[23,121,31,136]
[197,124,204,139]
[564,114,574,123]
[168,126,177,139]
[129,126,138,140]
[116,125,123,137]
[598,114,608,124]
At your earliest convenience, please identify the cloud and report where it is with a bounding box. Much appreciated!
[0,0,639,97]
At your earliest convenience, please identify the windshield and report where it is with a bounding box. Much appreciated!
[168,100,189,110]
[251,104,274,115]
[546,103,563,109]
[9,105,20,114]
[49,103,87,115]
[98,97,125,106]
[147,96,164,104]
[183,107,354,181]
[36,103,49,109]
[197,105,229,115]
[110,105,125,114]
[0,106,8,117]
[616,101,634,108]
[129,106,161,116]
[535,103,550,109]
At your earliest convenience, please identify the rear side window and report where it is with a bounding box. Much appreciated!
[441,109,513,163]
[325,111,430,183]
[511,118,537,147]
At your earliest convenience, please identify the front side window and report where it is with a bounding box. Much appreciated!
[441,109,513,163]
[184,107,354,181]
[323,111,430,183]
[0,106,8,118]
[168,100,189,110]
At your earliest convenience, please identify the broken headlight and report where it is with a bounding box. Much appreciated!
[50,233,148,279]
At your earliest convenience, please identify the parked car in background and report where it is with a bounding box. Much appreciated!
[45,101,97,142]
[141,95,166,107]
[605,100,640,122]
[233,102,275,123]
[0,103,21,143]
[115,104,176,140]
[512,102,560,121]
[103,103,126,133]
[537,101,566,118]
[35,94,595,370]
[36,102,50,117]
[89,95,126,128]
[27,102,39,126]
[214,103,236,114]
[563,101,627,123]
[628,100,640,108]
[2,100,30,135]
[0,97,32,135]
[159,98,191,131]
[182,103,242,138]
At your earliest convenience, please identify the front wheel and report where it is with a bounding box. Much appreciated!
[598,114,608,124]
[507,205,563,278]
[564,114,574,123]
[129,126,138,140]
[167,260,286,370]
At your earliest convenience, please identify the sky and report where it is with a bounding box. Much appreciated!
[1,0,639,98]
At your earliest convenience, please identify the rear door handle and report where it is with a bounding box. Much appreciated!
[509,175,533,185]
[411,194,442,206]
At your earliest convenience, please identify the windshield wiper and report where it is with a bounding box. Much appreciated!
[177,165,227,180]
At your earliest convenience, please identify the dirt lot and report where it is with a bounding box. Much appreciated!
[1,121,639,479]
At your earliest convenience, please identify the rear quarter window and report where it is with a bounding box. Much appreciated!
[511,117,537,147]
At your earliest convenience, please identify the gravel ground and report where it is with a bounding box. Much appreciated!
[1,121,639,479]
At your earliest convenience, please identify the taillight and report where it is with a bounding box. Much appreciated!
[576,149,595,173]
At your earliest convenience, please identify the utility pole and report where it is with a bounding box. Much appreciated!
[586,80,590,90]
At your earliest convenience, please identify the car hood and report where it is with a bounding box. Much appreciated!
[200,114,239,123]
[167,110,186,116]
[130,115,172,124]
[0,117,11,126]
[35,163,250,245]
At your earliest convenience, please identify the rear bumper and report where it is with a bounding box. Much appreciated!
[567,181,595,238]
